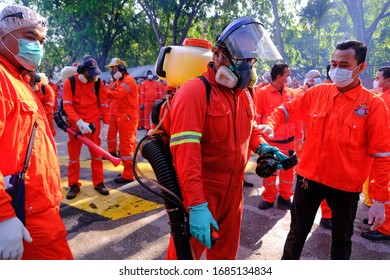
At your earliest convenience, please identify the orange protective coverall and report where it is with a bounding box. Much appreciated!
[137,84,144,129]
[140,79,162,130]
[255,83,299,203]
[106,74,139,180]
[0,57,72,259]
[159,80,167,96]
[166,64,265,260]
[33,83,56,137]
[267,81,390,201]
[107,97,119,154]
[107,81,119,155]
[293,84,332,219]
[62,75,109,187]
[369,88,390,236]
[49,81,60,112]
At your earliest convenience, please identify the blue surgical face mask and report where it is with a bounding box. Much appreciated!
[2,33,44,70]
[314,77,321,85]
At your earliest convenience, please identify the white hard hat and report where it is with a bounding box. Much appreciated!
[105,58,126,68]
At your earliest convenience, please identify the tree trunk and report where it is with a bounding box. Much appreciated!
[342,0,390,77]
[270,0,286,61]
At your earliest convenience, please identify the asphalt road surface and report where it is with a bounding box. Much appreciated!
[55,125,390,260]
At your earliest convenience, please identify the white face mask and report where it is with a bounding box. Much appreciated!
[78,74,98,84]
[329,65,360,88]
[284,76,291,87]
[215,65,238,88]
[147,74,153,80]
[113,71,122,80]
[373,80,380,90]
[78,74,88,83]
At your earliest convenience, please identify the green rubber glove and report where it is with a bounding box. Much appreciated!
[257,143,288,170]
[188,202,219,249]
[256,143,280,155]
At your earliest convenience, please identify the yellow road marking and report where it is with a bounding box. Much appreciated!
[61,182,163,220]
[245,160,257,173]
[59,154,163,220]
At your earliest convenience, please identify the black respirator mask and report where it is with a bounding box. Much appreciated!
[256,150,298,178]
[234,61,253,89]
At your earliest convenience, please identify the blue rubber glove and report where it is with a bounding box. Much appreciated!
[188,202,219,249]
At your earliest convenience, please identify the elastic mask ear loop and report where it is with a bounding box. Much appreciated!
[0,32,17,57]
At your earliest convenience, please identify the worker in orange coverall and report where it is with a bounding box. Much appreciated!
[29,72,57,137]
[140,70,162,131]
[361,66,390,241]
[62,55,110,199]
[137,78,144,130]
[255,63,300,210]
[294,69,333,230]
[260,40,390,259]
[48,74,60,112]
[257,71,271,88]
[105,58,139,184]
[166,17,284,260]
[0,4,72,260]
[104,58,123,158]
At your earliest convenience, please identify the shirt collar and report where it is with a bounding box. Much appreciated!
[331,79,364,100]
[268,82,287,94]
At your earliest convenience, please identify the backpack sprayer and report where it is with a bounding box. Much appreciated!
[132,38,213,259]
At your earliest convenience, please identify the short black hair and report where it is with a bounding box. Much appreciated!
[326,64,331,81]
[271,63,289,81]
[379,66,390,79]
[335,40,367,64]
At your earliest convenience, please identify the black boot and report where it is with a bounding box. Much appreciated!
[66,184,80,200]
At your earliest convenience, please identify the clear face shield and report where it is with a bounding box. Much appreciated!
[223,23,282,61]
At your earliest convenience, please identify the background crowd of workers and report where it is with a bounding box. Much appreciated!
[0,4,389,261]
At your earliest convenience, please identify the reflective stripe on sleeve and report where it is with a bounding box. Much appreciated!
[170,131,202,147]
[370,152,390,157]
[120,83,130,93]
[63,100,73,105]
[280,105,290,122]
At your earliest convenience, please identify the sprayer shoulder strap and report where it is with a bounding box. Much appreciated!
[41,84,46,95]
[198,75,211,104]
[68,76,101,103]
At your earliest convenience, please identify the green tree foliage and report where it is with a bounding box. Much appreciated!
[300,0,334,67]
[136,0,216,46]
[7,0,389,79]
[20,0,155,72]
[343,0,390,76]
